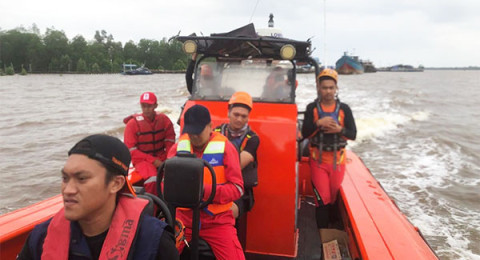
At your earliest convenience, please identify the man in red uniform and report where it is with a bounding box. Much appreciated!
[168,104,245,260]
[124,92,175,195]
[301,69,356,233]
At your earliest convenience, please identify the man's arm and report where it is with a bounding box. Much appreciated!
[16,234,34,260]
[340,103,357,140]
[161,114,176,155]
[185,53,197,94]
[239,135,259,169]
[240,151,254,169]
[155,225,179,260]
[301,102,318,139]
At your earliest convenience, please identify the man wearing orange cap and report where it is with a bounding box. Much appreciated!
[124,92,175,195]
[214,91,260,219]
[17,134,178,259]
[301,69,357,232]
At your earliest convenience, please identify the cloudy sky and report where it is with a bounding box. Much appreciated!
[1,0,479,67]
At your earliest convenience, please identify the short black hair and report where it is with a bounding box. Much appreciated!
[229,103,251,112]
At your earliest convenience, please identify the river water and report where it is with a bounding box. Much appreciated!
[1,71,479,259]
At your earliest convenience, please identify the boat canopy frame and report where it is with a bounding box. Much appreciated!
[175,23,321,104]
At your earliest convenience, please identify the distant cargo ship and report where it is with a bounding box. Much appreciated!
[378,64,424,72]
[335,52,364,74]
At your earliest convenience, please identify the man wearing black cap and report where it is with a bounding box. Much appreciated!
[167,105,245,260]
[17,134,179,260]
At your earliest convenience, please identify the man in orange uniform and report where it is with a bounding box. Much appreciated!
[168,104,245,260]
[124,92,175,195]
[301,69,357,231]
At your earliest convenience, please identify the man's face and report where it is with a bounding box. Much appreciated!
[228,106,250,131]
[188,123,212,149]
[200,76,216,90]
[317,79,337,103]
[141,103,157,119]
[61,154,119,222]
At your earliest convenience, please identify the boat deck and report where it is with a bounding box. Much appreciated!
[245,197,323,260]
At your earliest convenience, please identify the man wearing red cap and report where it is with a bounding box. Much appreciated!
[124,92,175,195]
[167,104,245,260]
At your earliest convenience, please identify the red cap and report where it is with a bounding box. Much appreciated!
[140,92,157,104]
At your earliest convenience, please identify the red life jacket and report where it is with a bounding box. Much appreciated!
[42,196,148,260]
[124,113,170,157]
[176,132,233,215]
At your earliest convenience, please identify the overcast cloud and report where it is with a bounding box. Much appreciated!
[1,0,479,67]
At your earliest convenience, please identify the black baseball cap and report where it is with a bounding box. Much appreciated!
[182,105,211,135]
[68,134,135,195]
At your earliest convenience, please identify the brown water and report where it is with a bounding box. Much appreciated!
[1,71,479,259]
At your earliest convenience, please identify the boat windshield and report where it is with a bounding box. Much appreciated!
[192,59,295,103]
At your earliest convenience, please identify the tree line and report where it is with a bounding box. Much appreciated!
[0,25,189,74]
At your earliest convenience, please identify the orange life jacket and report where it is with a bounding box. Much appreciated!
[42,196,148,260]
[176,132,232,215]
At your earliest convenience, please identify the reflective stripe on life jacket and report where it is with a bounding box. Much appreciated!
[176,132,232,215]
[42,196,149,260]
[125,113,168,155]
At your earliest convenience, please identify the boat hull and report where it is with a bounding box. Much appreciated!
[335,54,364,75]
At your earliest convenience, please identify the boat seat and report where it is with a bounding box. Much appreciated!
[133,186,155,216]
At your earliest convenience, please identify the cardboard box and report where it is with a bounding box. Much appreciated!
[320,229,351,260]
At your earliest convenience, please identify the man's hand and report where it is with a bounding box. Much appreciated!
[316,117,342,134]
[153,159,163,168]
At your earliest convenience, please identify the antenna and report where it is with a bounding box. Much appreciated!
[249,0,261,23]
[323,0,327,68]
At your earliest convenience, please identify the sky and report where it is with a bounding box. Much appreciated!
[1,0,479,68]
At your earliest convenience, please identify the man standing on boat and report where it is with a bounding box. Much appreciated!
[17,134,178,260]
[168,104,245,260]
[214,91,260,218]
[124,92,175,195]
[301,69,357,231]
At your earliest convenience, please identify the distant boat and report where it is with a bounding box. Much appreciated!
[121,64,153,75]
[378,64,424,72]
[335,52,364,74]
[360,60,377,73]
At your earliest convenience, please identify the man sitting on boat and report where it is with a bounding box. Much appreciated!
[168,104,245,260]
[301,69,357,231]
[214,91,260,218]
[262,66,290,100]
[124,92,175,195]
[16,134,178,260]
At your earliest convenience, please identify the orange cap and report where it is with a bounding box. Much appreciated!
[229,91,253,110]
[317,68,338,83]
